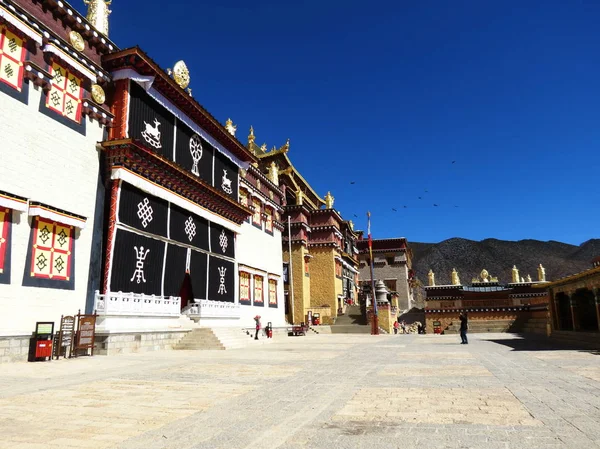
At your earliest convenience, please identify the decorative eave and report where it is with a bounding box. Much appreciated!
[246,164,283,196]
[284,204,313,215]
[425,306,529,313]
[1,0,112,81]
[288,221,311,231]
[28,0,118,53]
[309,241,340,249]
[536,266,600,289]
[509,292,548,299]
[311,207,344,224]
[102,47,257,164]
[239,179,282,212]
[101,139,252,224]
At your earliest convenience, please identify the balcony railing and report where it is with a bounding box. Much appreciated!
[183,299,241,318]
[94,290,181,317]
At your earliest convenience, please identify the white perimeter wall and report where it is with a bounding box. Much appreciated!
[0,83,105,335]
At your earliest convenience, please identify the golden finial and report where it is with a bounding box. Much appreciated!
[283,138,290,151]
[171,60,190,89]
[428,269,435,287]
[225,118,237,136]
[451,268,460,286]
[83,0,112,36]
[260,143,267,153]
[248,126,255,145]
[348,220,354,230]
[325,191,334,209]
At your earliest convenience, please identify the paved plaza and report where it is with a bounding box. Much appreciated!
[1,333,599,449]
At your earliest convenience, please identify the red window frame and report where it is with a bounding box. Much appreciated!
[268,279,277,307]
[253,274,264,305]
[0,26,26,91]
[252,198,262,227]
[46,62,83,123]
[29,217,74,281]
[239,271,251,305]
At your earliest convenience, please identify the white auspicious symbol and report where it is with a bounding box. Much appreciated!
[219,229,228,253]
[189,134,203,175]
[221,169,232,194]
[184,216,196,242]
[137,198,153,228]
[130,246,150,284]
[217,266,227,295]
[141,118,162,149]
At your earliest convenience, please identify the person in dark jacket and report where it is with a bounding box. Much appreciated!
[459,313,468,344]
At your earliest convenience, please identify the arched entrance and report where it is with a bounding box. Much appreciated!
[575,288,598,331]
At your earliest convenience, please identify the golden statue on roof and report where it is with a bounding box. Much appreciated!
[451,268,460,286]
[512,265,520,283]
[84,0,111,36]
[225,118,237,136]
[428,269,435,287]
[268,161,279,185]
[325,191,334,209]
[480,269,489,282]
[537,264,546,282]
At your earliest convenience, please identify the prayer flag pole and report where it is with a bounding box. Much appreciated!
[367,211,379,335]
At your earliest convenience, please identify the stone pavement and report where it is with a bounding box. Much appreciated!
[0,333,599,449]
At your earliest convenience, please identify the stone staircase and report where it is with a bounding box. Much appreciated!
[174,327,273,350]
[331,305,370,334]
[444,319,516,334]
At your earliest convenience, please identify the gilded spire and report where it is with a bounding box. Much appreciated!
[84,0,112,36]
[225,118,237,136]
[248,126,255,145]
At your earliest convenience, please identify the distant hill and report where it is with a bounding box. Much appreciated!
[410,238,600,285]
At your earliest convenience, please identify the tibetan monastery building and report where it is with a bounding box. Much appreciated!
[424,266,549,334]
[356,237,415,312]
[94,47,287,349]
[0,0,114,360]
[246,129,360,325]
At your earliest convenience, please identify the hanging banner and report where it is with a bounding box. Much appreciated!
[110,228,165,296]
[175,121,214,183]
[169,203,209,250]
[210,223,235,259]
[118,182,169,237]
[128,81,175,160]
[163,243,188,297]
[190,249,208,301]
[213,150,239,200]
[208,255,235,303]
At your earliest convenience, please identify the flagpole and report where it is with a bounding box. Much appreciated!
[367,211,379,335]
[288,215,295,325]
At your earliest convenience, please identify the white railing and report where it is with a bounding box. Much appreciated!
[183,299,241,319]
[94,290,182,317]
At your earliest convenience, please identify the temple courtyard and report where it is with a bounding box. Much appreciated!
[0,333,599,449]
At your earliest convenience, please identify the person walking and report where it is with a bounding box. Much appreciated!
[459,312,468,344]
[254,315,261,340]
[393,321,399,334]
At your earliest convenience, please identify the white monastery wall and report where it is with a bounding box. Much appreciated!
[0,82,105,336]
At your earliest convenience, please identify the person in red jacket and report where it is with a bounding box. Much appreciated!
[254,315,261,340]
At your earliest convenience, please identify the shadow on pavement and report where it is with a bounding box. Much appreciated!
[484,334,600,354]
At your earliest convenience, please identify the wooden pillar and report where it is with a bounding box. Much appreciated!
[552,290,561,330]
[594,288,600,332]
[568,292,579,331]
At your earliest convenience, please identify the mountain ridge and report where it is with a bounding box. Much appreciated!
[410,238,600,286]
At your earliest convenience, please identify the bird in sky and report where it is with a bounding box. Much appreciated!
[452,161,456,164]
[418,197,422,200]
[433,204,439,207]
[392,208,397,212]
[350,181,356,185]
[454,205,459,208]
[353,214,358,218]
[403,205,407,208]
[424,189,429,193]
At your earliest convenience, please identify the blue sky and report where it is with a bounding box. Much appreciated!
[90,0,599,245]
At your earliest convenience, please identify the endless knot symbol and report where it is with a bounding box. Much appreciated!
[54,255,65,273]
[136,198,153,228]
[189,134,203,176]
[65,99,74,115]
[130,246,150,284]
[8,38,17,53]
[184,216,196,242]
[39,226,51,244]
[56,229,67,247]
[53,68,63,84]
[217,266,227,295]
[36,253,48,271]
[50,91,61,107]
[69,77,78,93]
[4,64,14,78]
[219,230,228,253]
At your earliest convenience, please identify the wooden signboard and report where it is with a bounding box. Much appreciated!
[54,315,75,359]
[73,311,96,356]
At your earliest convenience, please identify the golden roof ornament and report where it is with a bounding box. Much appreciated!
[260,143,267,153]
[480,269,490,282]
[451,268,460,286]
[248,126,255,145]
[168,60,190,89]
[83,0,111,36]
[428,269,435,287]
[325,191,334,209]
[348,220,354,230]
[537,264,546,282]
[267,161,279,185]
[91,84,106,104]
[69,30,85,51]
[526,274,532,283]
[297,190,304,205]
[225,118,237,136]
[512,265,520,283]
